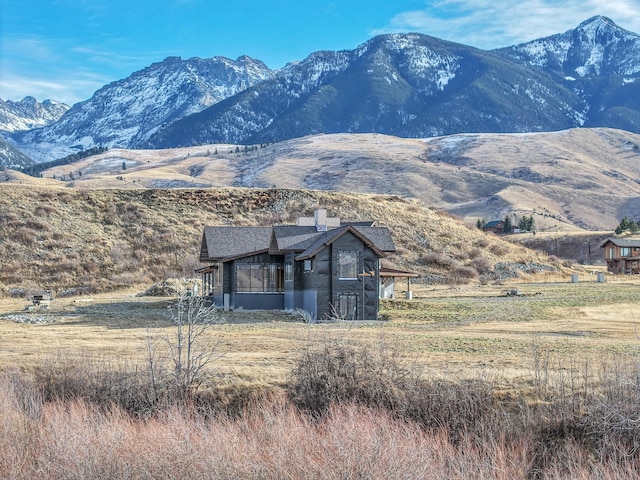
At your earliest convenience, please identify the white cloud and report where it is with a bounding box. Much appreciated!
[0,72,107,105]
[373,0,640,48]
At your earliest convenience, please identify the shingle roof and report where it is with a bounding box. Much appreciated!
[353,226,396,252]
[484,220,504,228]
[270,226,321,252]
[600,237,640,248]
[202,224,396,262]
[202,226,273,261]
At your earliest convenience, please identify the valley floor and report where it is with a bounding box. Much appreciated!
[2,275,639,389]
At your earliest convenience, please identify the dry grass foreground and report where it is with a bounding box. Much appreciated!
[7,127,640,231]
[0,184,561,295]
[1,279,639,389]
[1,280,640,478]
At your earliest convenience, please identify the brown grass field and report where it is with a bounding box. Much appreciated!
[9,127,640,232]
[2,276,639,391]
[2,178,639,477]
[2,278,640,478]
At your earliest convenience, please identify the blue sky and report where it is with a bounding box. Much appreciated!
[2,0,640,105]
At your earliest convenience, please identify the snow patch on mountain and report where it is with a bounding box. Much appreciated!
[495,16,640,78]
[11,56,273,162]
[0,97,69,133]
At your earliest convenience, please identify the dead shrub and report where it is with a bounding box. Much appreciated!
[287,337,501,442]
[447,265,479,284]
[471,256,493,274]
[490,243,509,256]
[475,237,490,248]
[34,205,56,216]
[421,250,455,268]
[287,338,420,416]
[11,227,36,244]
[26,219,50,232]
[30,354,186,417]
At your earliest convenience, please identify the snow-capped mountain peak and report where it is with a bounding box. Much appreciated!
[0,96,69,133]
[5,16,640,166]
[11,55,273,161]
[494,15,640,78]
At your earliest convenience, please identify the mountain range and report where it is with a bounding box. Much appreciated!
[0,97,69,134]
[6,56,273,162]
[2,15,640,164]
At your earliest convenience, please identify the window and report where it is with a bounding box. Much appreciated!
[236,264,283,292]
[284,263,293,281]
[338,293,358,320]
[621,247,631,257]
[303,259,313,272]
[337,251,358,279]
[608,247,615,259]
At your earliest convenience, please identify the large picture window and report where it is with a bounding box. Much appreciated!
[337,251,358,279]
[621,247,631,257]
[236,264,283,292]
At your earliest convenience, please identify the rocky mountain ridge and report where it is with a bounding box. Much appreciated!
[4,15,640,163]
[0,96,69,133]
[150,16,640,147]
[9,56,273,162]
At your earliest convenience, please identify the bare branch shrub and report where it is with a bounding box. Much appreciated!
[471,255,493,274]
[164,291,224,396]
[31,353,165,416]
[421,250,457,268]
[288,336,503,442]
[490,243,509,256]
[447,265,479,284]
[287,337,419,415]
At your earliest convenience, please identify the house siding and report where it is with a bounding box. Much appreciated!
[308,247,332,320]
[329,232,379,320]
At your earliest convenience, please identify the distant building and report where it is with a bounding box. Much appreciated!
[483,220,505,234]
[600,237,640,274]
[198,209,407,321]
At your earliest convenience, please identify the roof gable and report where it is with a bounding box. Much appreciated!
[295,225,395,260]
[270,226,321,253]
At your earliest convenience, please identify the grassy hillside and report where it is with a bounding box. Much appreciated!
[0,185,560,296]
[15,127,640,232]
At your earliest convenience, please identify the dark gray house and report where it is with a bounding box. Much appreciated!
[198,210,396,321]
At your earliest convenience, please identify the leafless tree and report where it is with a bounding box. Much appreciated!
[165,291,223,396]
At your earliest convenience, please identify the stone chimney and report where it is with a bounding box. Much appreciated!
[296,209,340,231]
[315,209,327,231]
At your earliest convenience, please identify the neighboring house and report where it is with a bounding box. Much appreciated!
[600,238,640,274]
[483,220,505,234]
[198,209,397,321]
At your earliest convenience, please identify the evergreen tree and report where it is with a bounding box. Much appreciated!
[518,215,535,232]
[620,216,630,231]
[615,216,639,234]
[503,215,512,233]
